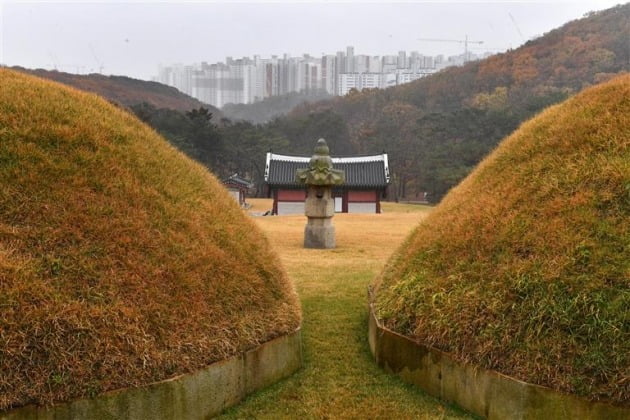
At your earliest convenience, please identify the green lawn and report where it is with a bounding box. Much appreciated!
[220,203,472,419]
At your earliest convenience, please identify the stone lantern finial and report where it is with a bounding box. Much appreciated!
[296,139,345,186]
[296,138,345,249]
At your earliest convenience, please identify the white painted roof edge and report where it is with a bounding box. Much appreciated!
[333,155,387,163]
[269,153,309,163]
[269,153,387,163]
[383,153,390,183]
[264,152,272,181]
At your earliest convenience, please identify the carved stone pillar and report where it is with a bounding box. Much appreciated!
[296,139,345,249]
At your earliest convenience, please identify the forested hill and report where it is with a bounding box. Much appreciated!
[222,90,333,124]
[280,4,629,202]
[13,67,218,113]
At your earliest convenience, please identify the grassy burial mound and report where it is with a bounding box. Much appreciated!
[373,74,629,405]
[0,69,300,410]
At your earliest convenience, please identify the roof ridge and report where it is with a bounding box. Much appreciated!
[269,152,387,161]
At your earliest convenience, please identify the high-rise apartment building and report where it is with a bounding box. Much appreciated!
[381,55,398,73]
[346,46,355,73]
[322,55,336,95]
[397,51,407,69]
[338,73,386,95]
[157,46,490,107]
[354,55,369,74]
[368,56,382,73]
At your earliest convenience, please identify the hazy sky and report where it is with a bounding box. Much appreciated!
[1,1,623,80]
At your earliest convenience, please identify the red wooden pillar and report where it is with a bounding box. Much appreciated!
[272,189,278,215]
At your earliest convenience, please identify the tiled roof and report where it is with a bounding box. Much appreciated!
[223,174,254,188]
[265,153,390,188]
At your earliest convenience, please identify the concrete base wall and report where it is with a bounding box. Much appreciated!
[277,202,305,215]
[347,202,377,213]
[368,304,628,419]
[2,329,302,420]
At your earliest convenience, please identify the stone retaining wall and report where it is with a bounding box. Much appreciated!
[2,328,302,420]
[368,305,628,419]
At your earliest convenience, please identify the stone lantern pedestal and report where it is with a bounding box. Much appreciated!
[304,186,335,248]
[297,139,345,249]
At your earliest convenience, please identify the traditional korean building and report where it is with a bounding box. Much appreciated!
[223,173,253,207]
[264,152,390,215]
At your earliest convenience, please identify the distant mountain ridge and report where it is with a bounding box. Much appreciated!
[13,67,220,114]
[222,90,333,124]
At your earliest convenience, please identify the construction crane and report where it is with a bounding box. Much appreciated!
[509,13,525,42]
[417,35,484,63]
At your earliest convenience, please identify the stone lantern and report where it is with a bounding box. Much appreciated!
[296,138,345,249]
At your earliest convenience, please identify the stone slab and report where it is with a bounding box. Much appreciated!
[304,222,335,249]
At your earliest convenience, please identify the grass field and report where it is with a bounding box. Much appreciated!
[220,199,471,419]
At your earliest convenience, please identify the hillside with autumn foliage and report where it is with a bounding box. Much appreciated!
[13,67,219,114]
[281,4,629,202]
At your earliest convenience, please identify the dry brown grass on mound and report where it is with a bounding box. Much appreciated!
[0,69,300,410]
[373,74,629,404]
